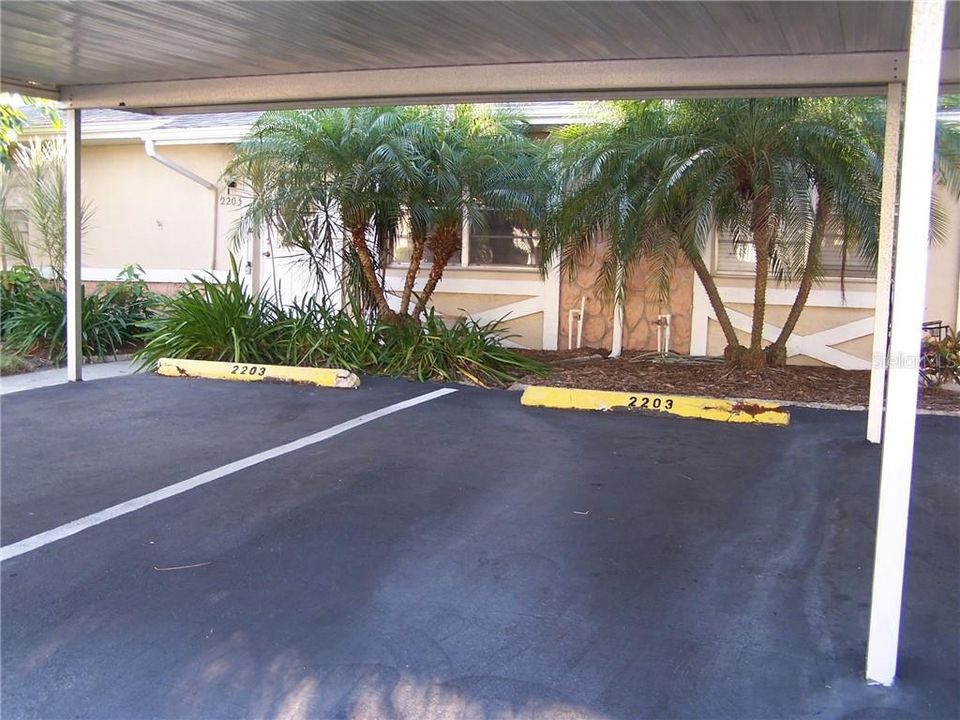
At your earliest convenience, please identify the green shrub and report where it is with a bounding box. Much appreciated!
[271,296,384,370]
[135,268,285,367]
[1,264,160,362]
[135,270,546,385]
[379,309,542,386]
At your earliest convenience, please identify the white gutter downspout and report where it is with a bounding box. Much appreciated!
[144,138,219,270]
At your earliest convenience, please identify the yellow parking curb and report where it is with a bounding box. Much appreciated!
[156,358,360,389]
[520,385,789,425]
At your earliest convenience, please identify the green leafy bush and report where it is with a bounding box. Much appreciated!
[1,265,160,362]
[135,270,546,386]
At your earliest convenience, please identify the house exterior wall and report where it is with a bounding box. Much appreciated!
[6,128,957,368]
[383,266,558,350]
[926,184,960,328]
[690,188,960,368]
[79,142,239,275]
[560,188,959,367]
[3,139,242,291]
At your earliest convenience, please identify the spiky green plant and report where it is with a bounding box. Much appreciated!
[1,267,157,363]
[134,268,545,385]
[135,262,286,368]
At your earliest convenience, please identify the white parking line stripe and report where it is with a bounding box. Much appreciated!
[1,387,458,562]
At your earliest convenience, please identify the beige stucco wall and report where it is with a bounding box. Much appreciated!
[926,185,960,328]
[79,142,240,272]
[427,293,545,349]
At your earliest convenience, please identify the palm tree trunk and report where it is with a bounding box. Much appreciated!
[399,230,426,316]
[743,189,773,368]
[413,224,459,317]
[765,197,829,366]
[687,250,741,352]
[349,225,394,319]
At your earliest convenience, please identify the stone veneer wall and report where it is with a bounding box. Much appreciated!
[558,240,694,353]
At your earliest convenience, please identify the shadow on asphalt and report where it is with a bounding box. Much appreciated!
[1,374,957,719]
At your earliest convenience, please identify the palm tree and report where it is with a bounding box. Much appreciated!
[228,106,418,321]
[540,101,681,309]
[398,105,540,317]
[229,105,539,323]
[544,98,960,368]
[653,98,887,368]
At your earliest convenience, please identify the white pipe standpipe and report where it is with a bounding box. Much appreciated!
[656,314,671,355]
[144,139,219,270]
[567,296,586,351]
[577,296,585,349]
[865,0,945,687]
[610,262,625,358]
[65,109,83,382]
[866,82,904,444]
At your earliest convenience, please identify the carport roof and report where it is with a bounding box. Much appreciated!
[2,1,959,113]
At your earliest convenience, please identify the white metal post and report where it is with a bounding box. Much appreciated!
[866,82,903,444]
[65,109,83,382]
[865,0,945,687]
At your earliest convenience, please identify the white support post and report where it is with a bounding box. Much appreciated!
[865,0,945,687]
[866,82,903,444]
[65,109,83,382]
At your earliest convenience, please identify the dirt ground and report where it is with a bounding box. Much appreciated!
[0,350,53,377]
[519,349,960,411]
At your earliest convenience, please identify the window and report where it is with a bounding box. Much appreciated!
[390,217,462,267]
[390,211,538,269]
[715,229,873,279]
[469,211,540,267]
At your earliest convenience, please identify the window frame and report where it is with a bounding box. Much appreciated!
[711,226,876,283]
[390,212,541,272]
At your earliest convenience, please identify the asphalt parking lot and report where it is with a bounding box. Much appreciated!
[1,373,958,720]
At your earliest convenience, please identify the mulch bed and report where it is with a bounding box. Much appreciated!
[518,349,960,412]
[0,352,53,377]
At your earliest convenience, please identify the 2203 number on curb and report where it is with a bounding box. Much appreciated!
[231,364,267,377]
[628,396,674,410]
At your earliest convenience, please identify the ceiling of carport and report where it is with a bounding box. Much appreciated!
[2,1,958,112]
